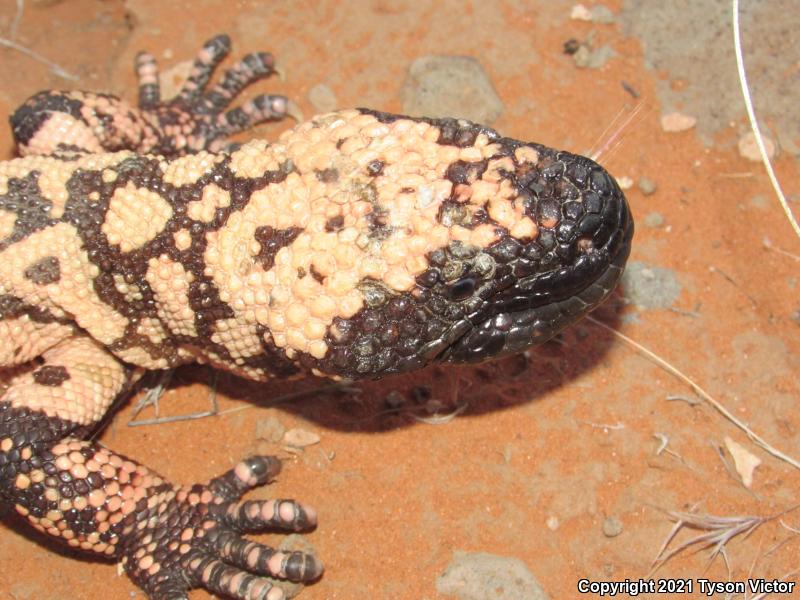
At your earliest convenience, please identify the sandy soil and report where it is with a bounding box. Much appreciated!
[0,1,798,599]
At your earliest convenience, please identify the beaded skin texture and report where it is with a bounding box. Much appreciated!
[0,35,632,599]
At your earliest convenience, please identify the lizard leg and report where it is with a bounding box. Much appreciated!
[0,335,321,599]
[10,34,289,158]
[174,33,232,105]
[0,335,134,552]
[207,94,290,152]
[0,312,74,367]
[199,51,278,113]
[135,50,161,109]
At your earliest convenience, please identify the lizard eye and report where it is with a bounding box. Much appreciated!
[447,275,477,301]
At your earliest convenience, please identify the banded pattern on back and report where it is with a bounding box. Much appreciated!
[0,108,631,383]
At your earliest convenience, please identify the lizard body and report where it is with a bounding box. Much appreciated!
[0,35,632,599]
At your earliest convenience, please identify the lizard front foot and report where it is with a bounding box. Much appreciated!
[120,456,322,600]
[11,34,292,157]
[134,33,292,154]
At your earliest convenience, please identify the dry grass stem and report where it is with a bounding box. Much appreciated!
[0,36,78,80]
[732,0,800,240]
[588,316,800,471]
[763,237,800,262]
[9,0,24,38]
[651,509,775,574]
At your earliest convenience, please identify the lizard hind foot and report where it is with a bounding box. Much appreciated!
[122,456,322,600]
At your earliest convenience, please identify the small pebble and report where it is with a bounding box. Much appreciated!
[283,428,321,449]
[590,5,615,23]
[602,516,623,537]
[661,112,696,132]
[570,4,614,24]
[563,38,581,55]
[643,212,664,228]
[573,45,616,69]
[570,3,592,20]
[638,176,657,195]
[159,60,194,100]
[437,552,548,600]
[255,416,285,443]
[401,55,504,124]
[616,176,633,190]
[572,46,591,68]
[738,131,776,162]
[622,261,682,309]
[308,83,338,113]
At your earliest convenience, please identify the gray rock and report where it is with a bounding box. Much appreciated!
[602,516,624,537]
[437,551,548,600]
[590,5,616,23]
[401,56,504,125]
[643,212,664,228]
[638,176,657,195]
[622,261,682,309]
[255,416,285,443]
[573,45,616,69]
[308,83,338,113]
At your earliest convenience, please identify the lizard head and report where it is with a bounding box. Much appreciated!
[433,145,634,365]
[300,110,633,378]
[217,110,632,380]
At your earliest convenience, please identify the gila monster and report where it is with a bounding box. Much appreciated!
[0,35,633,599]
